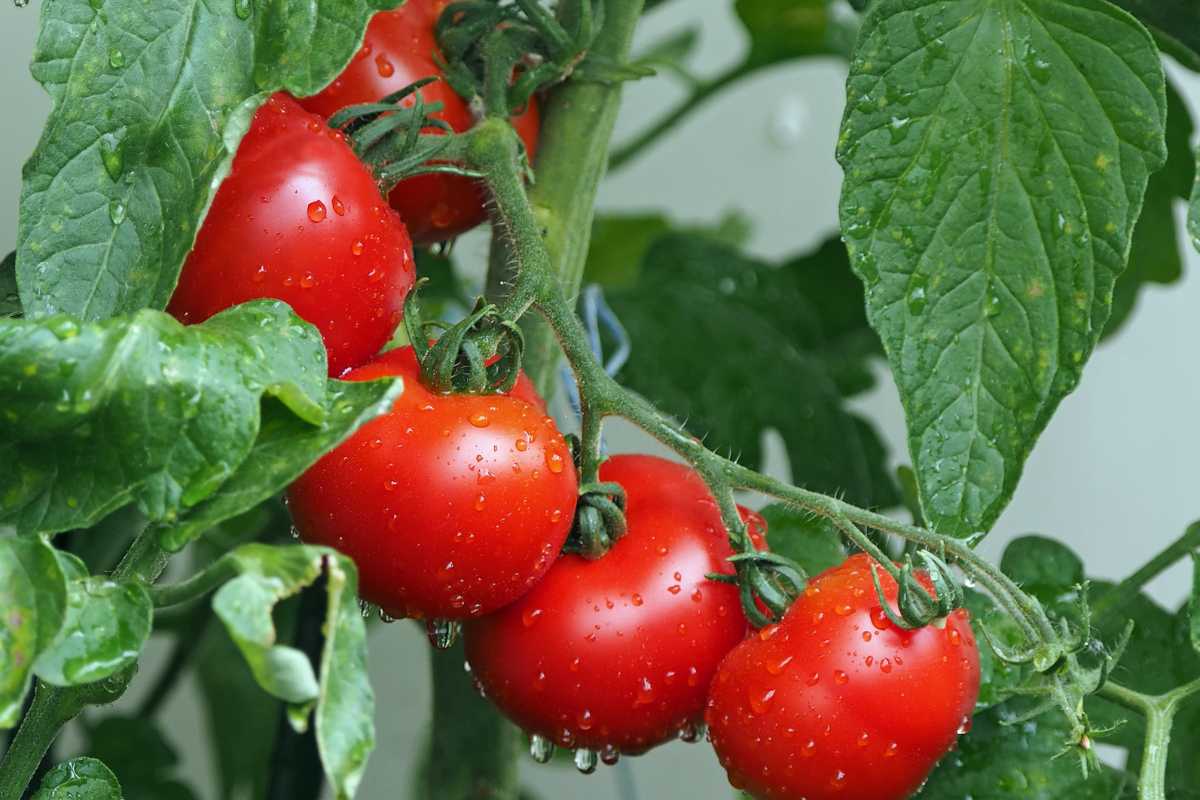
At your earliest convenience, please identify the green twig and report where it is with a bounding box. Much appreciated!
[1092,523,1200,625]
[608,63,751,171]
[1097,678,1200,800]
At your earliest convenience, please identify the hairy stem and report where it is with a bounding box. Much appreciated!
[487,0,647,393]
[1097,678,1200,800]
[608,63,751,171]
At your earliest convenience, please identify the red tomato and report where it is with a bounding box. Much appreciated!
[299,0,541,244]
[287,346,576,620]
[168,93,415,376]
[706,553,980,800]
[464,455,763,755]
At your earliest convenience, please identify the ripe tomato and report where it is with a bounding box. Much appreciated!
[464,455,763,756]
[168,93,415,376]
[287,346,576,620]
[299,0,541,243]
[706,553,980,800]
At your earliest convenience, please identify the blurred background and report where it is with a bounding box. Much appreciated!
[3,1,1200,797]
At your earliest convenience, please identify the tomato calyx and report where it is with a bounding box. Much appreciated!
[326,78,482,192]
[563,480,628,559]
[403,283,525,394]
[434,0,630,117]
[868,549,964,630]
[716,550,808,627]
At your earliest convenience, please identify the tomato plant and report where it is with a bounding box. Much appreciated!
[706,554,980,799]
[3,1,1200,800]
[288,345,575,621]
[168,93,417,376]
[464,455,763,756]
[299,0,541,244]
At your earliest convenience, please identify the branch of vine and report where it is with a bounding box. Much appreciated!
[460,114,1200,800]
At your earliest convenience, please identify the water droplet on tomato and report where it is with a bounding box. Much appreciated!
[577,709,593,730]
[758,624,780,641]
[300,272,317,289]
[802,739,817,757]
[546,451,565,473]
[426,619,460,650]
[331,195,345,216]
[870,606,892,630]
[880,658,892,673]
[634,677,655,705]
[884,741,898,757]
[748,688,776,714]
[766,655,793,675]
[834,670,849,685]
[573,748,598,775]
[474,494,486,511]
[600,744,620,765]
[831,769,847,789]
[382,479,397,492]
[957,715,972,735]
[252,264,267,283]
[515,437,529,451]
[307,201,326,222]
[948,628,962,646]
[529,734,555,763]
[469,413,490,428]
[834,603,853,616]
[630,593,643,606]
[806,672,820,686]
[522,608,543,628]
[375,53,394,77]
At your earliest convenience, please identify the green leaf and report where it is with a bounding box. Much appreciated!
[0,301,328,535]
[917,707,1129,799]
[17,0,394,321]
[1,253,20,319]
[1191,553,1200,658]
[196,613,282,800]
[756,503,847,576]
[1107,80,1193,338]
[212,543,374,799]
[83,717,198,800]
[0,535,69,728]
[31,757,123,800]
[838,0,1167,536]
[160,378,403,552]
[607,234,898,509]
[32,576,152,687]
[736,0,860,64]
[1109,0,1200,71]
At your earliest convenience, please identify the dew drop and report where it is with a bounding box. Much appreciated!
[375,53,395,77]
[529,734,555,764]
[546,451,565,473]
[748,688,776,714]
[307,201,327,223]
[107,200,126,225]
[522,608,543,628]
[425,619,460,650]
[469,413,490,428]
[108,47,125,68]
[630,593,643,607]
[834,603,853,616]
[573,748,598,775]
[234,0,252,19]
[577,709,594,730]
[600,744,620,765]
[833,670,849,685]
[765,654,794,675]
[99,132,124,180]
[331,195,346,216]
[351,240,365,256]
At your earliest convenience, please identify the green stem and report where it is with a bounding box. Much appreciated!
[0,684,81,800]
[1092,523,1200,624]
[608,63,751,171]
[1097,678,1200,800]
[0,525,171,800]
[416,641,521,800]
[148,555,240,608]
[488,0,647,393]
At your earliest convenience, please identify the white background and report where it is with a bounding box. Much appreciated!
[2,1,1199,797]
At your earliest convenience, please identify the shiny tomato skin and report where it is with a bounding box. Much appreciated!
[464,454,761,755]
[299,0,541,244]
[286,346,576,620]
[168,93,415,376]
[706,553,980,800]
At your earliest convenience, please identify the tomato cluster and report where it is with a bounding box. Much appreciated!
[165,3,981,797]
